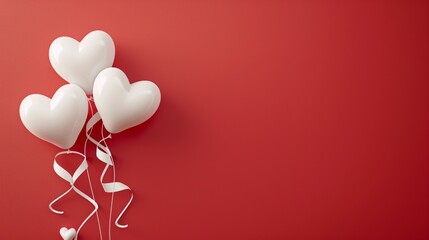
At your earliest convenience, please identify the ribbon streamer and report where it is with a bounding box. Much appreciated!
[49,150,99,240]
[86,112,134,229]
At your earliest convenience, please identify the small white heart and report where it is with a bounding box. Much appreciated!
[19,84,88,149]
[59,227,76,240]
[49,30,115,94]
[93,67,161,133]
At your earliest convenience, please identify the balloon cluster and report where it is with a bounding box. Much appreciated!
[19,30,161,240]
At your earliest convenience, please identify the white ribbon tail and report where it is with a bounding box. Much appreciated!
[49,186,73,214]
[102,175,134,228]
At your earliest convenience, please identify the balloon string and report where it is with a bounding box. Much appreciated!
[85,98,103,240]
[86,112,134,233]
[100,125,115,240]
[50,150,99,240]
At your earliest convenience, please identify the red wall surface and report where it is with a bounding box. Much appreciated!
[1,1,429,239]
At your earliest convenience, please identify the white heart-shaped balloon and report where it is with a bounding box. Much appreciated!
[59,227,76,240]
[49,30,115,94]
[19,84,88,149]
[93,67,161,134]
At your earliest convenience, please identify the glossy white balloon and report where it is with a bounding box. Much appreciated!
[19,84,88,149]
[93,67,161,134]
[49,30,115,94]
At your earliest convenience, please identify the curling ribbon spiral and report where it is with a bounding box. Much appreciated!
[86,112,134,229]
[49,150,99,240]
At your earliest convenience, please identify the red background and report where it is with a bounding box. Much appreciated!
[1,1,429,239]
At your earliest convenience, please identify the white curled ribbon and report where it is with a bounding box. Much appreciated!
[49,150,99,240]
[86,112,134,229]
